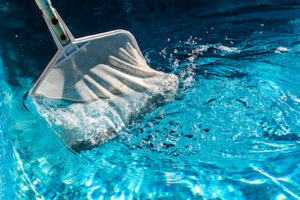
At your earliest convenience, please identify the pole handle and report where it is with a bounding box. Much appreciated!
[35,0,70,46]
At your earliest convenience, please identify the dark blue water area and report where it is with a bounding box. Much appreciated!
[1,0,300,199]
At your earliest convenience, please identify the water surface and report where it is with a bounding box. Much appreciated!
[1,0,300,199]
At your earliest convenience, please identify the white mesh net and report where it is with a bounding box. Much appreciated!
[30,30,178,150]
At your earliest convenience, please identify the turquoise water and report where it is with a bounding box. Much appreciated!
[1,0,300,199]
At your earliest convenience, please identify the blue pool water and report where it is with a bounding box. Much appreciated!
[1,0,300,199]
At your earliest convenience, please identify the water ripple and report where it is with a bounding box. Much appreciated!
[1,1,300,199]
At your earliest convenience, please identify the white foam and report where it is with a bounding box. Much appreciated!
[30,74,178,149]
[215,45,241,53]
[275,47,291,54]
